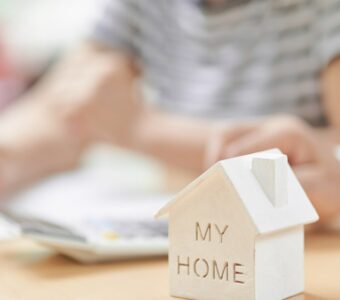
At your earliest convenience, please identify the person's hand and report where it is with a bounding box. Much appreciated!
[34,42,143,145]
[205,115,324,166]
[294,158,340,223]
[205,115,340,222]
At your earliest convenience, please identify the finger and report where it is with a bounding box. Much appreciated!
[204,122,257,168]
[293,164,326,220]
[293,164,320,190]
[222,128,290,159]
[294,164,340,222]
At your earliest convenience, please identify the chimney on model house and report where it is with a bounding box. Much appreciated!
[251,153,288,208]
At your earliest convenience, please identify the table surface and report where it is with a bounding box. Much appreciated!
[0,231,339,300]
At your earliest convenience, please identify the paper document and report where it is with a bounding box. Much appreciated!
[0,166,171,262]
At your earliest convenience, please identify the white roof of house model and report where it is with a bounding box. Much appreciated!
[156,149,319,235]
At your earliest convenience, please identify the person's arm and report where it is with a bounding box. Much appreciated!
[0,41,217,195]
[0,41,141,195]
[123,107,213,172]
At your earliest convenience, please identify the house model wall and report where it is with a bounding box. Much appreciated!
[156,149,319,300]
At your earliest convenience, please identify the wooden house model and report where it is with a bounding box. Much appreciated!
[156,149,319,300]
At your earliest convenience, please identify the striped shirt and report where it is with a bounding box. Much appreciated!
[90,0,340,125]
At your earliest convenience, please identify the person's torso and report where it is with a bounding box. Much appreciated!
[130,0,325,124]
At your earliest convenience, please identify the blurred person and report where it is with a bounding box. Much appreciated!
[0,0,340,224]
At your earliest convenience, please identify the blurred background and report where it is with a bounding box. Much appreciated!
[1,0,339,231]
[0,0,94,108]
